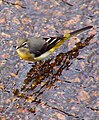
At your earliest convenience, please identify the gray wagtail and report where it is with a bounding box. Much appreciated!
[16,26,93,62]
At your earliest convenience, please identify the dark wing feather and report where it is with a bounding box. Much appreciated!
[44,35,64,50]
[35,35,64,57]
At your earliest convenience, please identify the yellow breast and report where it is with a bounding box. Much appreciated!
[17,49,34,61]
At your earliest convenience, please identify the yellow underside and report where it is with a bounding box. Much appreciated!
[17,49,34,61]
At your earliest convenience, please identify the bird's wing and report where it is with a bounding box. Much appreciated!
[43,36,63,50]
[34,35,64,57]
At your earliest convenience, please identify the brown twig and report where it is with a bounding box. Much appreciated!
[2,0,26,9]
[62,0,73,6]
[46,103,79,118]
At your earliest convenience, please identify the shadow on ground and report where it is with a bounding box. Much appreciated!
[13,34,96,118]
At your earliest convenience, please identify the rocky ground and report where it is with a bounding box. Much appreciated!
[0,0,99,120]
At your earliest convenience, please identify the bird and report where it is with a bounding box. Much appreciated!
[16,26,93,62]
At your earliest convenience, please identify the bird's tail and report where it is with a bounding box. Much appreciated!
[70,26,93,37]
